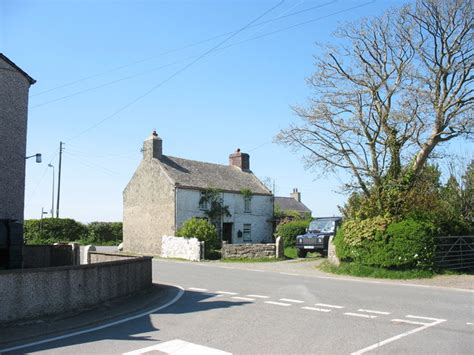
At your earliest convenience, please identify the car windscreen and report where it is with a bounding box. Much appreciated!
[308,219,335,233]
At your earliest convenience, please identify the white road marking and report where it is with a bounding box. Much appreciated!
[344,312,377,319]
[187,287,208,292]
[315,303,344,309]
[406,315,443,322]
[248,269,266,272]
[391,319,427,326]
[467,322,474,325]
[302,307,331,313]
[265,301,292,307]
[123,339,231,355]
[246,294,269,299]
[351,316,446,354]
[280,298,304,303]
[216,291,238,295]
[231,296,255,301]
[279,272,298,276]
[358,309,391,315]
[0,284,185,354]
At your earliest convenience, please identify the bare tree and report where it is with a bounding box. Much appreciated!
[277,0,473,204]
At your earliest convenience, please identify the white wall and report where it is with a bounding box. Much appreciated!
[176,188,273,244]
[161,236,202,261]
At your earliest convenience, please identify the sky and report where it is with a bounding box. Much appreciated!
[1,0,471,222]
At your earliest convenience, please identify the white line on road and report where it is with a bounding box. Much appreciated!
[265,301,292,307]
[315,303,344,309]
[358,309,391,315]
[279,272,298,276]
[216,291,238,295]
[351,317,446,354]
[302,307,331,313]
[406,315,444,322]
[123,339,231,355]
[280,298,304,303]
[0,284,186,354]
[231,296,255,301]
[187,287,208,292]
[246,294,269,299]
[467,322,474,325]
[248,269,266,272]
[391,319,427,326]
[344,312,377,319]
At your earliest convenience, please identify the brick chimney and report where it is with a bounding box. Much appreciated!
[143,130,162,160]
[229,148,250,171]
[290,188,301,202]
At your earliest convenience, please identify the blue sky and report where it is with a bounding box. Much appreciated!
[2,0,470,222]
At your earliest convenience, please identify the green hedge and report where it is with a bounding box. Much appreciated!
[334,218,436,269]
[276,220,310,247]
[176,217,220,258]
[24,219,122,245]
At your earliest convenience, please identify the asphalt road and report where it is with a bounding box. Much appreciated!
[6,259,474,354]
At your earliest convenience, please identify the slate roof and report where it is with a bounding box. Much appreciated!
[0,53,36,84]
[275,196,311,214]
[158,155,272,195]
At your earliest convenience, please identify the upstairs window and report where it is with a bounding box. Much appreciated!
[244,196,251,213]
[199,191,208,210]
[243,224,251,242]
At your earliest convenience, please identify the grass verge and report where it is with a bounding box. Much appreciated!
[221,257,284,263]
[319,261,435,279]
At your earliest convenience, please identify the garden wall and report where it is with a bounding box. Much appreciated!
[221,237,284,259]
[160,235,203,261]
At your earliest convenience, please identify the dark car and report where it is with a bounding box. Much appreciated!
[295,217,342,258]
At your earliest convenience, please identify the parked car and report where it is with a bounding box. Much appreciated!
[295,217,342,258]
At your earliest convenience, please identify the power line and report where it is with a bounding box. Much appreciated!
[65,0,286,142]
[30,0,336,98]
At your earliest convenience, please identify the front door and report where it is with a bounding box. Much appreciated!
[222,223,233,244]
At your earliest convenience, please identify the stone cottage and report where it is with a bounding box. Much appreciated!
[0,53,36,268]
[275,188,311,219]
[123,132,274,255]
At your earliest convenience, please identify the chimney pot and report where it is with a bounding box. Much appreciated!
[143,131,162,160]
[229,149,249,171]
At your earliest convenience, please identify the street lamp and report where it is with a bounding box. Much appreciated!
[25,153,42,163]
[47,163,55,218]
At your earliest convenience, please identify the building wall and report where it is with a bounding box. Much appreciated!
[123,159,175,255]
[176,189,273,244]
[0,58,32,222]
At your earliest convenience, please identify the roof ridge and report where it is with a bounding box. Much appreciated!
[165,154,234,170]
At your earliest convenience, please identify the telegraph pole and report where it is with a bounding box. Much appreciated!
[56,141,64,218]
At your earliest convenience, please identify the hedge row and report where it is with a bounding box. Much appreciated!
[334,218,436,269]
[24,218,122,245]
[275,220,310,247]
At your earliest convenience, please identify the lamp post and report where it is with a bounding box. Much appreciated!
[47,163,55,217]
[25,153,42,163]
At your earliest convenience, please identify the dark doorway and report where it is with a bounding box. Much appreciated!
[222,223,233,244]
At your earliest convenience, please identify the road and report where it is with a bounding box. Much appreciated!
[5,259,474,354]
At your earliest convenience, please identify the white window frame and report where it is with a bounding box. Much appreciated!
[243,224,251,242]
[199,191,208,211]
[244,196,251,213]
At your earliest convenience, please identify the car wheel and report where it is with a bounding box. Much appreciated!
[297,248,307,258]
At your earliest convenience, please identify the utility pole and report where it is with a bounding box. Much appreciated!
[56,141,64,218]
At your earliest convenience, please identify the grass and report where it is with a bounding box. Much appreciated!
[221,257,284,263]
[319,261,436,279]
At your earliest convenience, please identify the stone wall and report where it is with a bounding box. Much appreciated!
[222,242,277,259]
[160,235,203,261]
[0,254,152,323]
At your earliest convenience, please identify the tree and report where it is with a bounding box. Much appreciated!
[277,0,472,215]
[199,188,231,239]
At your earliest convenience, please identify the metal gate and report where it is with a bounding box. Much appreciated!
[434,235,474,271]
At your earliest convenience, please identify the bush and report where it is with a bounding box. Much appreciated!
[275,220,310,247]
[334,217,435,269]
[24,218,88,244]
[176,218,220,257]
[85,222,122,245]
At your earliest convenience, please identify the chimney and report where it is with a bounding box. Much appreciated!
[290,188,301,202]
[143,130,162,160]
[229,148,250,171]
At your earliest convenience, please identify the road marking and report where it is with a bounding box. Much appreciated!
[216,291,238,295]
[391,319,427,326]
[0,284,186,354]
[302,307,331,313]
[279,272,298,276]
[344,312,377,319]
[280,298,304,303]
[358,309,391,315]
[123,339,231,355]
[248,269,266,272]
[187,287,208,292]
[315,303,344,309]
[265,301,291,307]
[246,294,269,299]
[351,316,446,354]
[406,315,443,322]
[467,322,474,325]
[231,296,255,301]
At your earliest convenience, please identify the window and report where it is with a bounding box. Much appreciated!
[244,196,251,213]
[199,191,208,210]
[243,224,251,242]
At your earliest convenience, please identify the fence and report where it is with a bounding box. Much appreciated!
[434,235,474,271]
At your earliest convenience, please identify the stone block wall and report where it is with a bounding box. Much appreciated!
[221,242,277,259]
[160,236,203,261]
